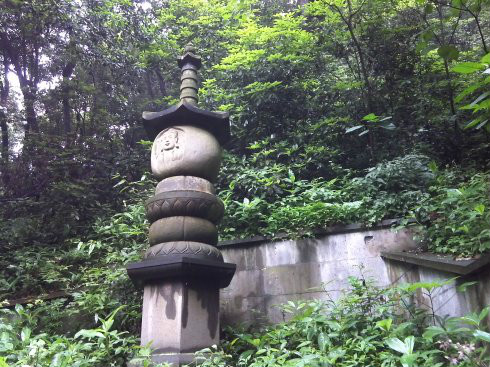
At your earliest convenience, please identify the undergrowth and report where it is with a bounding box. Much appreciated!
[197,277,490,367]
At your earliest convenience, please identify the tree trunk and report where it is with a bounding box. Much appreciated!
[62,61,75,135]
[0,33,39,134]
[1,56,10,186]
[0,116,8,161]
[154,68,167,97]
[23,89,39,134]
[145,70,155,99]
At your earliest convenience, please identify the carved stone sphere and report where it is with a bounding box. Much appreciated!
[151,125,221,182]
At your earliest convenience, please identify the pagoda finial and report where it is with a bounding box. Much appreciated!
[178,43,202,106]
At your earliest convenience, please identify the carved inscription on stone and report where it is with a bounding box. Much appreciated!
[152,127,184,163]
[150,125,222,181]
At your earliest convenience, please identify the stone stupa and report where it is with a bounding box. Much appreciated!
[127,44,236,366]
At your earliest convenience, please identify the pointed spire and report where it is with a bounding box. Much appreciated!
[178,43,202,106]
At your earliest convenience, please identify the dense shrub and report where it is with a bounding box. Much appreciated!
[219,153,435,240]
[408,170,490,257]
[0,305,166,367]
[197,277,490,367]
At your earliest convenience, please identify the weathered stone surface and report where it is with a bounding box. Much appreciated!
[151,125,221,181]
[218,225,490,328]
[148,216,218,245]
[381,250,490,275]
[127,256,236,289]
[146,241,223,261]
[143,102,230,146]
[145,190,224,224]
[219,226,420,325]
[128,45,235,367]
[156,176,215,195]
[141,280,220,354]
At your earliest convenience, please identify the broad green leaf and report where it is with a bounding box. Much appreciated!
[481,53,490,64]
[476,119,489,129]
[318,332,328,352]
[376,318,393,331]
[457,281,477,292]
[479,307,490,321]
[74,329,105,339]
[456,81,484,102]
[452,62,485,74]
[386,337,409,354]
[475,99,490,112]
[401,278,456,292]
[464,118,482,129]
[458,313,480,327]
[438,45,459,61]
[362,113,378,121]
[20,327,31,342]
[401,353,417,367]
[470,92,490,106]
[239,350,254,360]
[423,326,445,340]
[404,336,415,354]
[474,330,490,343]
[475,204,485,215]
[345,125,364,133]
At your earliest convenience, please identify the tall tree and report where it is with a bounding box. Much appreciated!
[0,55,9,165]
[0,0,72,135]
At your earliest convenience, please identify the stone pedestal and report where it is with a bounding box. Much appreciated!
[127,255,235,365]
[141,281,219,355]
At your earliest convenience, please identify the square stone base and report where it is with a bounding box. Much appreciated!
[141,279,219,359]
[128,352,196,367]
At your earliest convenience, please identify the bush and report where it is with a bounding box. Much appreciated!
[0,304,167,367]
[345,154,434,224]
[219,153,435,240]
[409,170,490,257]
[197,277,490,367]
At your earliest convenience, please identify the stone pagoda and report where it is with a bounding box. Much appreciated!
[127,44,236,366]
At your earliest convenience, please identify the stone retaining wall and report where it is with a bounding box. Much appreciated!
[218,223,490,325]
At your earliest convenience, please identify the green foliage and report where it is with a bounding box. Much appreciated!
[0,176,158,365]
[196,277,490,367]
[345,113,396,137]
[0,304,167,367]
[453,53,490,131]
[219,163,363,239]
[0,175,154,339]
[408,170,490,257]
[345,154,435,224]
[220,153,435,239]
